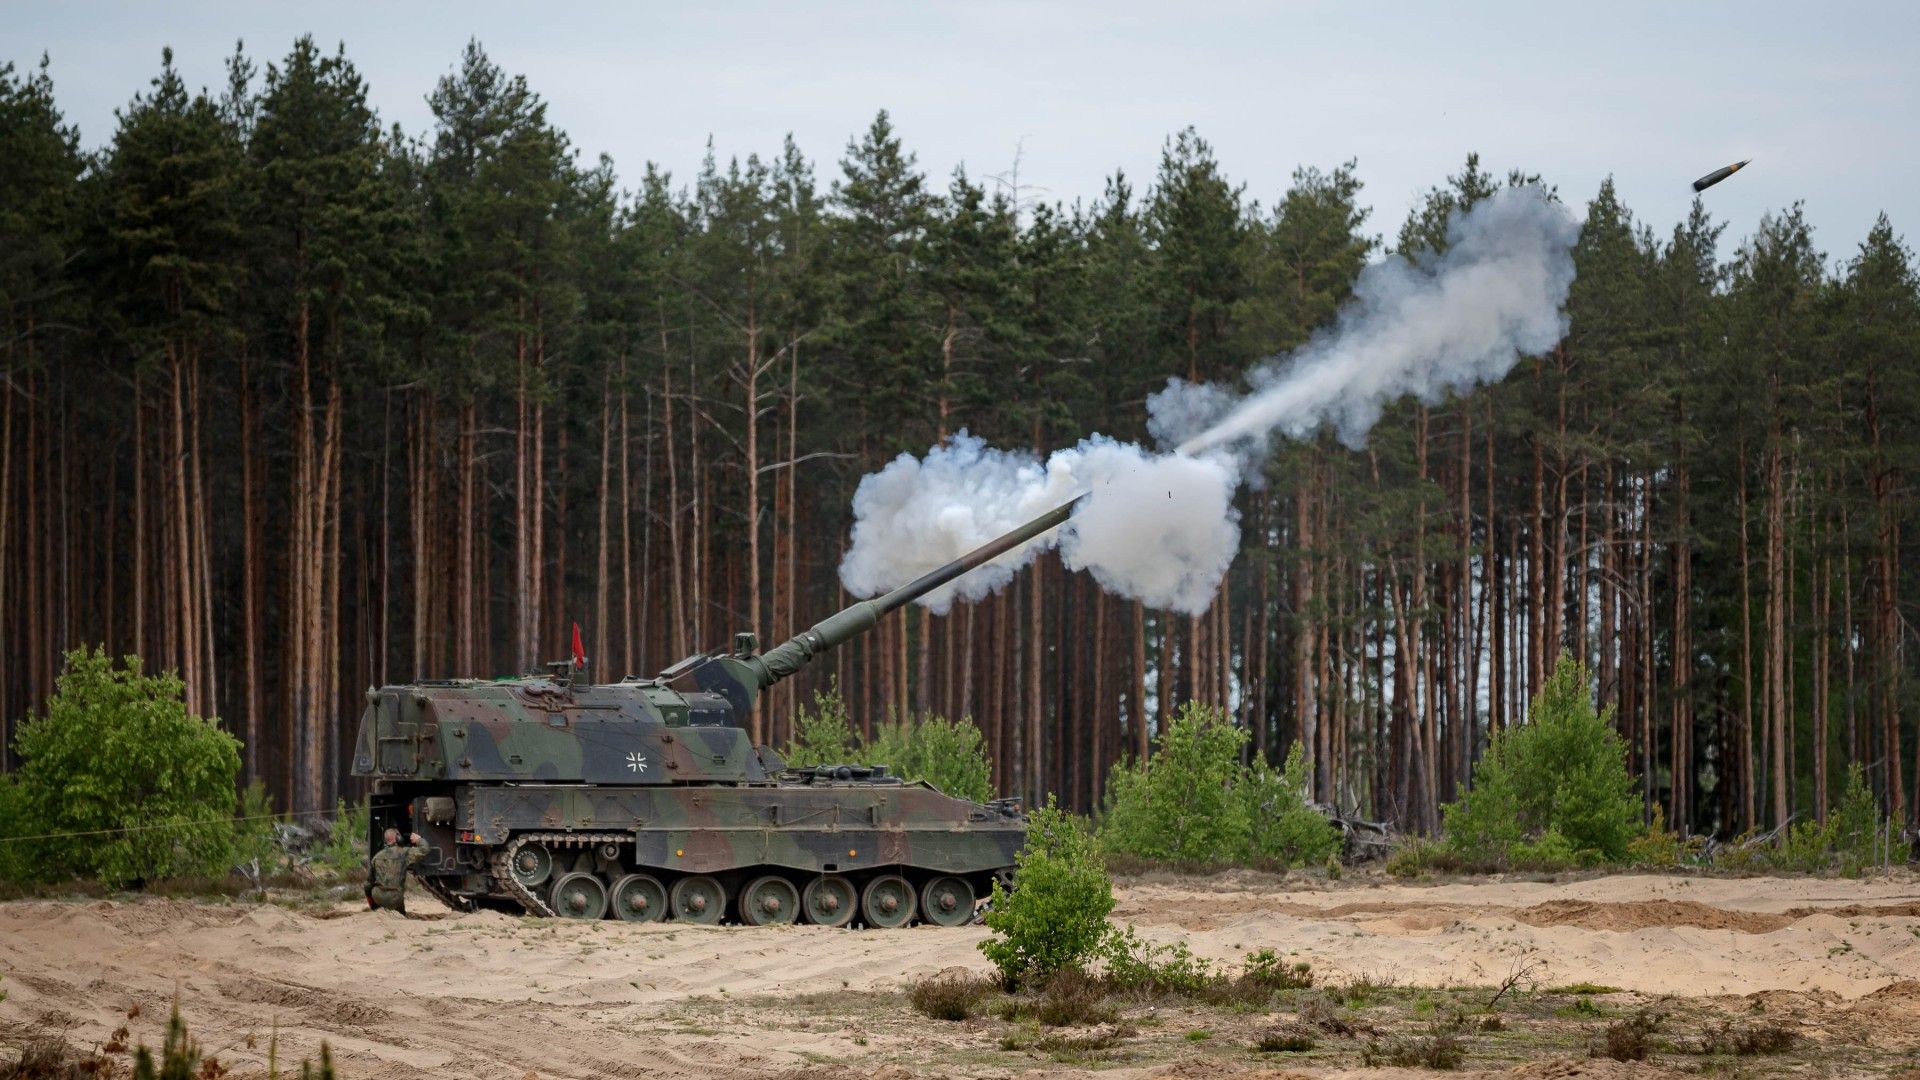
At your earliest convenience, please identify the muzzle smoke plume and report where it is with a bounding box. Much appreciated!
[838,185,1578,615]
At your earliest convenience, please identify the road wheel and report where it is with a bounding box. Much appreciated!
[609,873,668,923]
[739,875,800,926]
[549,871,608,920]
[509,841,553,889]
[801,874,857,928]
[670,874,727,924]
[920,875,974,927]
[860,873,916,929]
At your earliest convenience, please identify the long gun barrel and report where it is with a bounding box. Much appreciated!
[754,497,1079,686]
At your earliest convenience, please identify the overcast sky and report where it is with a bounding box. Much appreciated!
[7,1,1916,262]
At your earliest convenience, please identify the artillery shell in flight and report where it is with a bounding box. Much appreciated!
[1692,159,1751,193]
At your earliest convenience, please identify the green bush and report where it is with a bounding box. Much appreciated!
[0,773,32,883]
[230,779,283,876]
[318,797,371,877]
[1101,704,1336,868]
[1243,743,1341,868]
[1624,805,1695,867]
[980,798,1114,989]
[1828,764,1883,875]
[1099,924,1223,995]
[1384,836,1462,878]
[1510,827,1581,871]
[1442,655,1638,867]
[1100,702,1251,863]
[866,714,994,802]
[8,647,242,886]
[1762,765,1887,875]
[782,686,995,801]
[782,686,860,766]
[1241,947,1314,991]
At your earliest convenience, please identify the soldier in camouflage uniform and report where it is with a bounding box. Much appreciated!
[367,828,427,914]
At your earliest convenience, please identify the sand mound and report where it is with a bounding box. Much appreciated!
[1515,899,1790,933]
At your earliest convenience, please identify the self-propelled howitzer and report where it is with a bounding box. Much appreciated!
[350,499,1074,925]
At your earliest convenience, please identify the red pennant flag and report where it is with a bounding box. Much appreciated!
[571,622,587,670]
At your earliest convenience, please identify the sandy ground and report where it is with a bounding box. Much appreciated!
[2,871,1917,1079]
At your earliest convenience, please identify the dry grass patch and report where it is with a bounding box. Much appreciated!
[1593,1010,1663,1061]
[1363,1019,1469,1070]
[906,971,998,1022]
[1701,1019,1797,1056]
[1252,1023,1318,1053]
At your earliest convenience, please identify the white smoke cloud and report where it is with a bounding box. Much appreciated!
[838,435,1056,613]
[1048,439,1241,614]
[837,433,1240,615]
[1156,185,1578,456]
[838,185,1577,615]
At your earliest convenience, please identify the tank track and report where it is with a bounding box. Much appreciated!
[490,831,630,918]
[417,873,473,913]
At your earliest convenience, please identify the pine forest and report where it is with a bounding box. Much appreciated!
[4,38,1918,839]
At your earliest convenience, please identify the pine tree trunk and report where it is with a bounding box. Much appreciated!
[1294,468,1314,778]
[596,371,613,676]
[238,347,263,776]
[743,299,763,742]
[457,400,477,675]
[1028,559,1044,806]
[1815,509,1831,821]
[664,363,687,659]
[1767,417,1788,830]
[0,368,11,740]
[1737,446,1756,830]
[1670,461,1692,829]
[1132,600,1148,761]
[169,343,199,716]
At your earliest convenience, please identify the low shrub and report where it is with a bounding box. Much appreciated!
[783,686,995,801]
[1296,994,1363,1035]
[1363,1020,1467,1070]
[1332,972,1396,1007]
[1441,655,1640,869]
[992,967,1117,1027]
[231,779,283,880]
[1101,705,1338,870]
[317,797,371,877]
[865,714,993,803]
[1252,1024,1318,1053]
[1033,968,1119,1027]
[980,798,1114,989]
[1241,947,1315,992]
[1595,1011,1661,1062]
[1099,925,1223,997]
[908,970,998,1021]
[1384,837,1463,878]
[782,686,860,766]
[1624,805,1696,867]
[7,647,242,886]
[1099,702,1250,863]
[1510,827,1581,872]
[1700,1020,1795,1056]
[1241,744,1342,868]
[999,1022,1133,1062]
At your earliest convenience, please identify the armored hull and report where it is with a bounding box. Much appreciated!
[353,674,1021,925]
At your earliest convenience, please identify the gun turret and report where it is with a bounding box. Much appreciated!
[674,497,1078,716]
